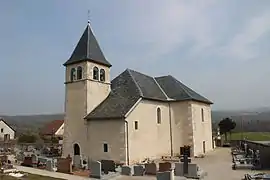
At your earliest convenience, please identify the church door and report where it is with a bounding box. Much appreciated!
[73,143,80,155]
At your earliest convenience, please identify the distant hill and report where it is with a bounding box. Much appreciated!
[211,109,270,132]
[0,114,64,135]
[1,107,270,135]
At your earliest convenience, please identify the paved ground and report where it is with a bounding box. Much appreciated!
[13,148,265,180]
[117,147,261,180]
[192,148,250,180]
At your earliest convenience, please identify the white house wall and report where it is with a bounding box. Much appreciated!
[0,121,15,140]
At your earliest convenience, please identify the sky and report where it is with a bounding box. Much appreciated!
[0,0,270,115]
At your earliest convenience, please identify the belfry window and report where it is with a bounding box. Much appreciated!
[100,69,105,82]
[93,66,99,80]
[70,68,76,81]
[77,66,83,80]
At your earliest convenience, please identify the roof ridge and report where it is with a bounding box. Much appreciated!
[86,24,90,59]
[126,69,143,96]
[170,75,194,99]
[153,77,171,100]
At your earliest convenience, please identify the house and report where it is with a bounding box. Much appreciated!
[40,120,64,140]
[0,118,15,141]
[62,21,214,165]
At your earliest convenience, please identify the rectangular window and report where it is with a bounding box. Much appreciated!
[201,108,204,122]
[1,128,3,133]
[103,143,108,152]
[134,121,138,130]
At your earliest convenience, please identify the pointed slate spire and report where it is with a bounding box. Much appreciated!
[64,22,111,67]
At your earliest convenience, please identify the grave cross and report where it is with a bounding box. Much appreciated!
[180,146,191,174]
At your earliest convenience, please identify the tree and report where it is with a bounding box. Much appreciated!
[18,134,37,143]
[218,117,236,142]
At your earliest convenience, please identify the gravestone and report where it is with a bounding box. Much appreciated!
[145,163,157,175]
[133,165,144,176]
[46,160,53,171]
[187,164,198,178]
[175,163,184,176]
[101,160,116,173]
[73,155,81,168]
[82,158,88,169]
[159,162,171,172]
[31,154,37,164]
[57,157,72,174]
[157,170,175,180]
[180,150,191,175]
[22,157,33,167]
[121,166,132,176]
[90,161,101,179]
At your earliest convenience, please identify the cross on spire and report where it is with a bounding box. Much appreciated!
[87,10,90,24]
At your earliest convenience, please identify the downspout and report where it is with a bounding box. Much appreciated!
[169,103,173,156]
[124,121,130,165]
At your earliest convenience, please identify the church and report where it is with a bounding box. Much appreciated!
[62,21,214,165]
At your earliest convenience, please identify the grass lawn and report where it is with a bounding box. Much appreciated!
[230,132,270,141]
[0,173,65,180]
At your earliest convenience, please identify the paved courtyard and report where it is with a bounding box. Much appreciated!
[192,148,251,180]
[117,147,261,180]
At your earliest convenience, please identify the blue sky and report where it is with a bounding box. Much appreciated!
[0,0,270,115]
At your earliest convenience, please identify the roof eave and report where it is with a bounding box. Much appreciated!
[85,116,125,121]
[63,58,112,67]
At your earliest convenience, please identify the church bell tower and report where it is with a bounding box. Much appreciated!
[62,21,112,158]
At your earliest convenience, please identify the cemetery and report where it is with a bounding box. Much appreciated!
[1,142,270,179]
[231,140,270,180]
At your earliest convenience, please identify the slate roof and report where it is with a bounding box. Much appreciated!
[155,75,213,104]
[63,23,111,67]
[40,120,64,135]
[85,69,212,120]
[0,118,16,132]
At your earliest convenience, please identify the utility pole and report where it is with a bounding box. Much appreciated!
[241,115,244,140]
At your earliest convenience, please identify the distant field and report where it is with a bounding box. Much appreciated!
[230,132,270,141]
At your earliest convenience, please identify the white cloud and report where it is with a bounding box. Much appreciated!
[122,0,217,60]
[223,12,270,61]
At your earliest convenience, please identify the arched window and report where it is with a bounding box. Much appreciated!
[74,143,80,155]
[70,68,76,81]
[157,107,161,124]
[93,66,99,80]
[77,66,83,80]
[100,69,105,82]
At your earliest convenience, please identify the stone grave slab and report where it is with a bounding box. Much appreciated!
[121,166,132,176]
[157,170,174,180]
[73,155,81,168]
[175,163,184,176]
[134,165,144,176]
[57,157,72,174]
[145,163,157,175]
[159,162,172,172]
[22,157,33,167]
[89,161,101,179]
[46,160,53,171]
[101,160,116,174]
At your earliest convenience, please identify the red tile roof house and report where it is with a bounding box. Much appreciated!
[40,120,64,142]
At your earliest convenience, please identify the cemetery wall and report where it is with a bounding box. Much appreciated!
[243,140,270,169]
